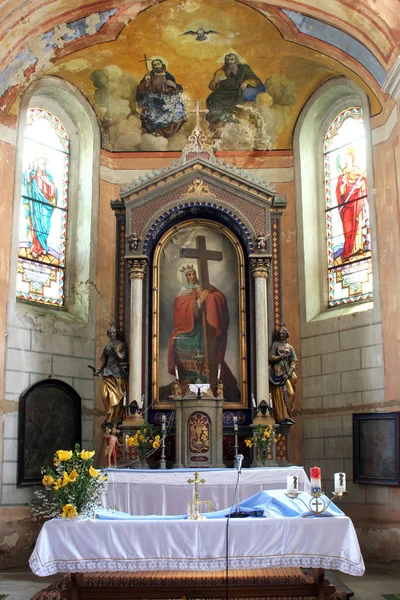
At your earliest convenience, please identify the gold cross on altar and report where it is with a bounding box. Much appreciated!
[188,472,212,520]
[188,472,206,501]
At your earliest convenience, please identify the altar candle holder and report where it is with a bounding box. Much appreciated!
[285,468,348,517]
[159,414,167,470]
[233,416,239,463]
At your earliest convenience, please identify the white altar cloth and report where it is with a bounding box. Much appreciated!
[29,513,364,578]
[102,466,311,515]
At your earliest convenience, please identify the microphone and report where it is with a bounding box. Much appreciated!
[236,454,244,473]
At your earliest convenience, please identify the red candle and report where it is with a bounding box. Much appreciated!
[310,466,321,491]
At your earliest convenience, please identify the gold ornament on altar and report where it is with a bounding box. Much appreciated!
[187,472,213,520]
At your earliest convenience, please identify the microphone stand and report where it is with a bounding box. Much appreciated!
[225,455,247,600]
[229,455,248,519]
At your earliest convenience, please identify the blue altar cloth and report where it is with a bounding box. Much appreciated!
[97,489,344,520]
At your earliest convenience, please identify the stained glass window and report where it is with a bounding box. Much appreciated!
[324,107,372,307]
[16,108,69,306]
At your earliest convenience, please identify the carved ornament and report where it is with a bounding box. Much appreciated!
[250,256,271,278]
[126,258,148,279]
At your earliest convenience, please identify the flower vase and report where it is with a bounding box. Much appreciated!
[138,450,148,469]
[259,447,269,467]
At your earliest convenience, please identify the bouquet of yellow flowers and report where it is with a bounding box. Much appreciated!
[245,424,279,465]
[126,423,161,456]
[30,444,107,520]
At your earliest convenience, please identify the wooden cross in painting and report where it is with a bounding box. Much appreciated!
[180,235,223,385]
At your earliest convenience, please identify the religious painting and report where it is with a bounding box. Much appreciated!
[324,107,373,307]
[18,379,81,486]
[152,220,247,408]
[189,412,210,464]
[37,0,383,153]
[16,107,69,306]
[353,413,399,486]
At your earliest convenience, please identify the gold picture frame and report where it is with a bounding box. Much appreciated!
[152,219,247,409]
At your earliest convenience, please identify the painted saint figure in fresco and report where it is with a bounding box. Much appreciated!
[168,265,239,400]
[206,53,265,128]
[336,147,368,262]
[136,58,187,138]
[22,154,57,259]
[268,325,297,424]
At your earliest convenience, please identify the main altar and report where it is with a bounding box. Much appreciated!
[107,125,295,469]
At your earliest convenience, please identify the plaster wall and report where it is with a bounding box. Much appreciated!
[293,79,400,564]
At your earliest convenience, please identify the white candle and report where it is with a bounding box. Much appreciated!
[334,472,346,493]
[233,416,238,432]
[175,365,179,380]
[268,393,273,408]
[217,364,221,380]
[287,475,298,492]
[251,394,256,408]
[162,414,166,432]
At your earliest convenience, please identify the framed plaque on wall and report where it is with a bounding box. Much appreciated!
[18,379,81,486]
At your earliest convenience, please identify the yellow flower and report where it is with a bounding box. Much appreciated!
[53,478,62,491]
[56,450,73,462]
[80,450,95,460]
[62,504,78,519]
[139,434,145,442]
[154,435,161,442]
[89,466,100,478]
[42,475,54,487]
[53,457,60,467]
[68,469,78,482]
[62,471,72,487]
[264,430,270,438]
[152,441,160,449]
[127,436,136,447]
[245,439,253,448]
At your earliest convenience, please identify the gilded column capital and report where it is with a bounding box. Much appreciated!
[126,257,148,279]
[250,256,271,278]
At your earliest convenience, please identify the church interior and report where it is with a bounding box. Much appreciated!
[0,0,400,597]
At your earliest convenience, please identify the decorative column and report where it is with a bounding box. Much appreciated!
[250,256,272,406]
[126,257,148,408]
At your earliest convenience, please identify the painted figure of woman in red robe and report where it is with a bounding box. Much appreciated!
[168,265,239,400]
[336,148,367,262]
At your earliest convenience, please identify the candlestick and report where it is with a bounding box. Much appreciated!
[233,415,238,432]
[310,466,321,492]
[334,472,346,493]
[217,363,221,380]
[174,365,179,380]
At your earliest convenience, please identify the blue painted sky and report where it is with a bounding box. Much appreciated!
[282,10,387,86]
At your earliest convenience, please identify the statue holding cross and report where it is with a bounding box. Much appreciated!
[167,235,240,401]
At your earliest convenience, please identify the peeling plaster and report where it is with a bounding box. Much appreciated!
[3,533,19,548]
[0,10,117,102]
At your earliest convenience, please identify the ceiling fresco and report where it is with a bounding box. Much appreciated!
[2,0,392,151]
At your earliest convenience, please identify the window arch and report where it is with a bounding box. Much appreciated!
[17,108,70,306]
[12,76,101,321]
[294,77,377,322]
[324,107,372,307]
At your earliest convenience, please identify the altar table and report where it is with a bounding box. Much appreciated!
[102,466,311,515]
[30,512,364,577]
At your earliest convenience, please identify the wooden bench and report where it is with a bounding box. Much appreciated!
[70,567,337,599]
